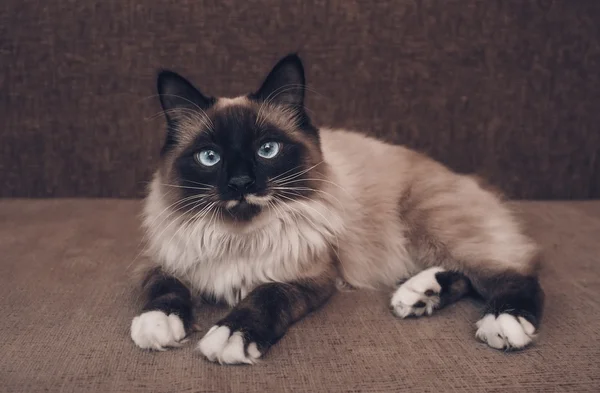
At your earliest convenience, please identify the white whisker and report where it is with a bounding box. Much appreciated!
[184,180,214,188]
[144,193,209,232]
[173,201,218,253]
[269,164,306,182]
[274,194,342,262]
[271,161,325,185]
[158,183,213,192]
[155,93,216,131]
[126,194,210,270]
[277,190,345,224]
[256,84,303,128]
[272,186,345,209]
[145,196,216,257]
[277,178,355,199]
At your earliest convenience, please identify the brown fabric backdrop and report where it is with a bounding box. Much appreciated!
[1,0,599,199]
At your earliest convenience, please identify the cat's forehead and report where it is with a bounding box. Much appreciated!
[211,98,258,131]
[172,97,255,148]
[171,96,303,154]
[211,96,299,134]
[201,97,300,141]
[205,102,262,150]
[214,96,251,110]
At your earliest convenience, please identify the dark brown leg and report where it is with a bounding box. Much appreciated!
[197,270,336,364]
[131,267,194,350]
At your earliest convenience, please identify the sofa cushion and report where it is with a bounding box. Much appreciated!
[1,200,599,392]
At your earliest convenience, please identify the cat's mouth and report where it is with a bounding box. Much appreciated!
[226,194,272,208]
[223,195,270,221]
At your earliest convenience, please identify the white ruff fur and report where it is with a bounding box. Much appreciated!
[143,176,345,306]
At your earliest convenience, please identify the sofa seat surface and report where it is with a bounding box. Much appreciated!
[1,200,599,393]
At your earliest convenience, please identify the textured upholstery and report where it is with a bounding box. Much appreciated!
[1,200,599,392]
[2,2,600,391]
[2,1,600,198]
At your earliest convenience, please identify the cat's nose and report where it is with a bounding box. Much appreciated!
[228,175,255,191]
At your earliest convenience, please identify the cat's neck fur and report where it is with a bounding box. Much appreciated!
[142,167,345,305]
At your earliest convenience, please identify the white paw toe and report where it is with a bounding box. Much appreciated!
[475,313,536,350]
[197,325,261,365]
[197,326,231,362]
[390,267,444,318]
[131,311,186,350]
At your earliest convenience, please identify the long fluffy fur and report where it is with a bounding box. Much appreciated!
[134,56,543,357]
[143,123,539,304]
[143,163,344,306]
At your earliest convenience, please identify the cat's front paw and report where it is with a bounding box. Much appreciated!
[197,325,262,365]
[390,267,444,318]
[131,311,187,350]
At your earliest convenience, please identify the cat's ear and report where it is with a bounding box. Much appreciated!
[253,54,305,108]
[157,70,213,125]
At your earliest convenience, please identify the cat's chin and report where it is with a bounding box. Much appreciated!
[223,200,263,223]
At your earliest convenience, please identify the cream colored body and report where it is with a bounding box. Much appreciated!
[143,127,538,305]
[319,129,418,287]
[321,129,538,287]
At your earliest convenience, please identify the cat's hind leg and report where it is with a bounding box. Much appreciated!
[389,266,543,350]
[390,267,471,318]
[471,272,544,350]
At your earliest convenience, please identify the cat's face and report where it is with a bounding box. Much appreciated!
[155,55,325,224]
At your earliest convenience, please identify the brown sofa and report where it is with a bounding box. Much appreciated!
[1,1,599,392]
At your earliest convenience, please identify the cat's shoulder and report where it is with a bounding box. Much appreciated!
[319,127,425,164]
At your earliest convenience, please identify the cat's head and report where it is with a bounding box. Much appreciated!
[154,54,325,224]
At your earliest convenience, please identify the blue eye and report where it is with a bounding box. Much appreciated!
[257,141,281,159]
[195,150,221,167]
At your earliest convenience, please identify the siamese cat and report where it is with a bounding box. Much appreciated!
[130,54,543,364]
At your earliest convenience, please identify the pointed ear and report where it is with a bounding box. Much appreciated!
[157,70,213,125]
[253,54,305,108]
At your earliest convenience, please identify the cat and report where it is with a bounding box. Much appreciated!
[130,54,544,364]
